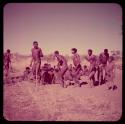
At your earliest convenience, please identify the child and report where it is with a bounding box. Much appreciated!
[82,65,89,76]
[106,56,117,90]
[68,65,82,87]
[53,66,62,84]
[42,64,54,85]
[63,64,74,87]
[23,67,31,80]
[48,68,55,84]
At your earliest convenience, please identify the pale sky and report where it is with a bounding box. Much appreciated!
[4,3,122,55]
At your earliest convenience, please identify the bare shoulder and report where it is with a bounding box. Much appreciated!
[76,53,80,57]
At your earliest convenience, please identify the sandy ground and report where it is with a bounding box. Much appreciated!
[3,57,122,121]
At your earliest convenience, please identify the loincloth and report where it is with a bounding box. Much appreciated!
[33,60,41,65]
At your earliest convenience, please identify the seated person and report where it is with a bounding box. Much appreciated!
[42,64,54,85]
[23,67,31,80]
[82,65,89,76]
[53,66,62,84]
[48,68,55,84]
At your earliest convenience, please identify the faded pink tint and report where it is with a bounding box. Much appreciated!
[4,3,122,55]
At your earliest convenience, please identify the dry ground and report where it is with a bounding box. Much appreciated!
[3,57,122,121]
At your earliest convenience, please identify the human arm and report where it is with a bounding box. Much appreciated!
[84,55,89,61]
[40,48,43,57]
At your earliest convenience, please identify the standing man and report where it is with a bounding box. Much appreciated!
[71,48,82,86]
[54,51,68,88]
[30,41,43,82]
[4,49,11,77]
[99,49,109,84]
[85,49,97,87]
[71,48,82,73]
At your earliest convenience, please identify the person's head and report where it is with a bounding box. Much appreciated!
[7,49,10,53]
[109,56,114,63]
[50,68,54,72]
[88,49,92,56]
[33,41,38,48]
[55,68,59,72]
[83,65,87,69]
[26,67,30,71]
[71,48,77,54]
[104,49,108,54]
[54,51,59,57]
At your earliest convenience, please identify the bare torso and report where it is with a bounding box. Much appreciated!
[57,55,68,68]
[99,52,109,65]
[31,47,43,62]
[72,53,81,67]
[86,54,96,67]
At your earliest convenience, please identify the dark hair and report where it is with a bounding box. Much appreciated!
[54,51,59,54]
[104,49,108,53]
[88,49,92,53]
[7,49,10,53]
[50,68,54,71]
[71,48,77,53]
[84,65,87,68]
[55,68,59,72]
[26,67,30,70]
[33,41,38,44]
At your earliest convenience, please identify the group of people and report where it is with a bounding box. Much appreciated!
[4,41,117,90]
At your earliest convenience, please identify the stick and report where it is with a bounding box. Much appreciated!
[36,67,38,88]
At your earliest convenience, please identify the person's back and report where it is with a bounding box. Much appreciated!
[99,52,109,65]
[43,71,51,84]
